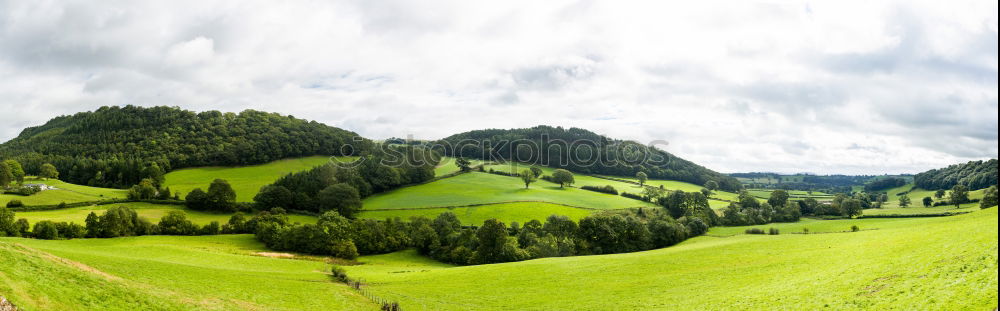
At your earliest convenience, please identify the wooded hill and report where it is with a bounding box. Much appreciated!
[0,106,369,188]
[914,159,998,190]
[436,126,741,191]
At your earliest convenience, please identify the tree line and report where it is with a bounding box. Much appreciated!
[0,105,369,188]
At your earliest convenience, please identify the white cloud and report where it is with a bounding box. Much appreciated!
[0,0,996,175]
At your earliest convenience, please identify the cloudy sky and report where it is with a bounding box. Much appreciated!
[0,0,996,175]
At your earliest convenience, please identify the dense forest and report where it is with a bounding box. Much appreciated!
[0,106,370,188]
[913,159,998,190]
[436,126,741,191]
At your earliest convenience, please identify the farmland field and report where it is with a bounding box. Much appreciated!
[1,178,128,206]
[880,184,987,208]
[162,156,353,202]
[357,201,594,225]
[434,157,485,176]
[362,172,656,211]
[15,202,318,225]
[484,162,738,201]
[1,235,374,310]
[343,207,998,310]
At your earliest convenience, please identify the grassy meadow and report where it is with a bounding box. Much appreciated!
[357,202,593,225]
[1,178,128,206]
[434,157,485,176]
[362,171,657,211]
[13,202,318,226]
[343,207,998,310]
[485,162,739,201]
[1,235,374,310]
[162,156,352,202]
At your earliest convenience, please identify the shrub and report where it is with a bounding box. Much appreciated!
[620,192,646,201]
[768,228,779,235]
[330,266,350,283]
[851,225,860,232]
[745,228,765,235]
[802,228,809,234]
[6,200,24,208]
[581,185,618,195]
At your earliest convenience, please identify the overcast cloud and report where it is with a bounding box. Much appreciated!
[0,0,996,174]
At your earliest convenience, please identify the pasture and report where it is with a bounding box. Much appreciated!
[1,235,374,310]
[162,156,351,202]
[1,178,128,206]
[357,202,593,225]
[343,207,998,310]
[362,172,657,211]
[14,202,318,226]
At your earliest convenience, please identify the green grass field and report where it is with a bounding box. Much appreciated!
[357,202,593,225]
[881,183,987,208]
[342,207,998,310]
[1,235,374,310]
[484,163,739,201]
[15,202,317,226]
[434,157,484,176]
[363,172,656,211]
[163,156,352,202]
[1,178,128,206]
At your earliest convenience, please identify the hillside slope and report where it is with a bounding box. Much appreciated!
[913,159,997,190]
[344,207,998,310]
[0,105,369,188]
[437,126,741,191]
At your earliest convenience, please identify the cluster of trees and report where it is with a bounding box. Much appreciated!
[914,159,997,191]
[864,177,908,192]
[981,186,998,209]
[720,190,803,226]
[0,106,369,188]
[254,146,438,216]
[437,126,741,191]
[0,159,26,187]
[0,205,230,240]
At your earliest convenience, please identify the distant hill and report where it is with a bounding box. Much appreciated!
[0,105,369,188]
[436,126,741,191]
[913,159,998,190]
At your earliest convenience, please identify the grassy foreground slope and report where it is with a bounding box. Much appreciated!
[363,172,656,211]
[162,156,351,202]
[345,208,998,310]
[16,202,317,225]
[1,242,186,311]
[1,179,128,206]
[357,202,593,225]
[2,235,374,311]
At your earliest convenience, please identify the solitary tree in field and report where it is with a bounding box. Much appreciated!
[455,157,472,172]
[934,189,946,199]
[949,185,969,207]
[636,172,648,187]
[530,167,543,178]
[898,194,911,208]
[519,169,536,189]
[922,196,933,207]
[551,169,575,188]
[39,163,59,180]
